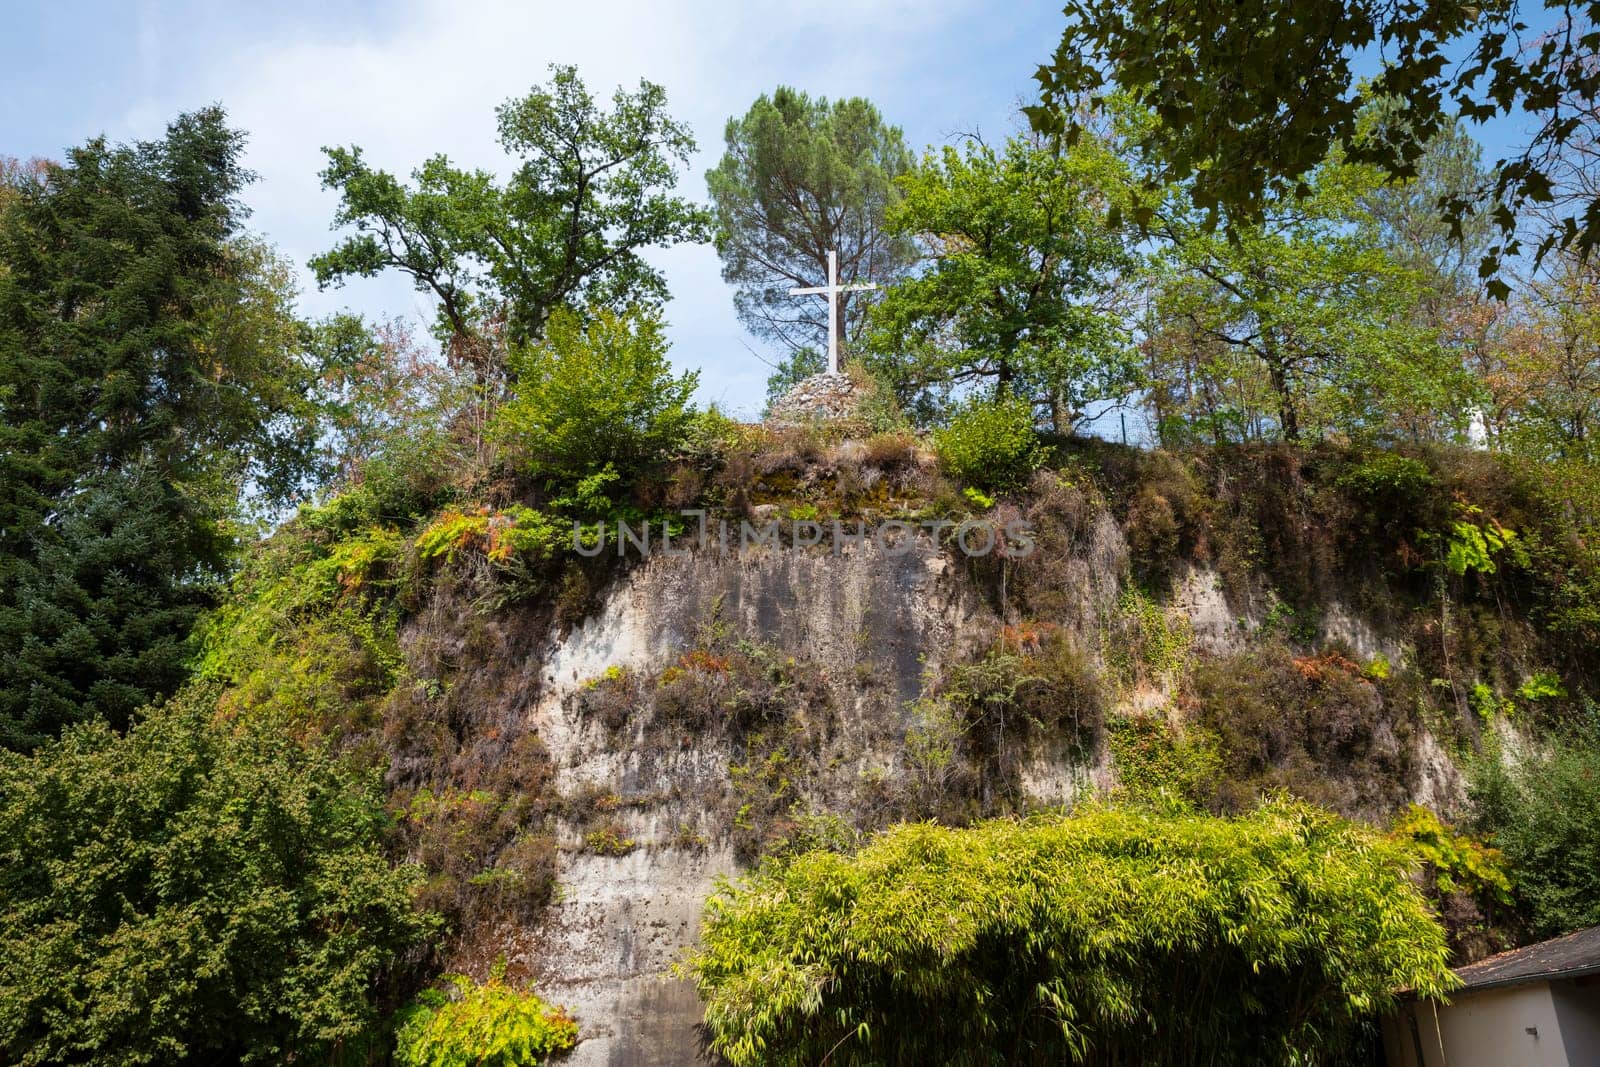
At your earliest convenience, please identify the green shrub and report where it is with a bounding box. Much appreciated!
[1336,452,1436,504]
[1121,450,1207,586]
[489,505,566,564]
[689,800,1454,1066]
[1389,805,1515,959]
[394,971,578,1067]
[1108,714,1222,807]
[1185,645,1414,818]
[940,628,1104,759]
[350,426,463,526]
[846,363,909,434]
[0,689,438,1065]
[415,507,492,562]
[584,822,638,856]
[1438,503,1522,577]
[682,405,743,466]
[192,518,405,741]
[493,306,699,483]
[932,396,1043,492]
[549,464,625,519]
[1470,733,1600,939]
[414,505,563,566]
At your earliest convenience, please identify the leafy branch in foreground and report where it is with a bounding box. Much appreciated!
[1031,1,1600,292]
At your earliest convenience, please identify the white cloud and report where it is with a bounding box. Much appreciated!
[110,0,1056,416]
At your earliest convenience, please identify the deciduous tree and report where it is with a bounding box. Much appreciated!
[865,133,1139,431]
[1146,158,1472,443]
[313,65,711,375]
[1485,251,1600,458]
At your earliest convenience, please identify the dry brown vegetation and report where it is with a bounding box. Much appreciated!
[199,425,1600,988]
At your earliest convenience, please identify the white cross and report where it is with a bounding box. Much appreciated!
[1467,406,1491,450]
[789,249,877,375]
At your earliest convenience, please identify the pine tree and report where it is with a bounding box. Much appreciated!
[707,89,918,360]
[0,109,319,748]
[0,469,220,749]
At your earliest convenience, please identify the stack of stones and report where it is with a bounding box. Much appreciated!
[765,372,862,426]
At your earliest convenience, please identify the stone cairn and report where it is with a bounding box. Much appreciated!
[765,372,863,427]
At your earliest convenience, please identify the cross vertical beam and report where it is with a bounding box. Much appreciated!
[789,249,877,375]
[826,249,839,374]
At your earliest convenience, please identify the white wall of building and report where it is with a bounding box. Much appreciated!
[1550,977,1600,1064]
[1384,982,1568,1067]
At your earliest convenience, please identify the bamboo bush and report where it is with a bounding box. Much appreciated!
[688,798,1456,1066]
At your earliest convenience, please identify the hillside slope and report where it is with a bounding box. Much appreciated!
[199,434,1600,1065]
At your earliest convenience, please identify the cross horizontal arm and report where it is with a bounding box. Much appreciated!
[788,250,876,376]
[788,283,878,295]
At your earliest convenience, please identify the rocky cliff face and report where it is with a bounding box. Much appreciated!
[461,540,980,1065]
[214,439,1595,1064]
[152,395,1600,1067]
[416,515,1469,1065]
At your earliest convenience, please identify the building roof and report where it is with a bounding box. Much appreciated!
[1454,925,1600,992]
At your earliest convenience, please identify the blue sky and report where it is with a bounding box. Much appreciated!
[5,2,1563,422]
[4,0,1069,417]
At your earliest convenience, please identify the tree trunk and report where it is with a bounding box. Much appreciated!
[1049,388,1068,436]
[1273,371,1300,441]
[834,302,846,371]
[1262,335,1299,441]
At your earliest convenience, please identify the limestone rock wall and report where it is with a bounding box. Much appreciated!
[510,539,983,1066]
[426,526,1469,1065]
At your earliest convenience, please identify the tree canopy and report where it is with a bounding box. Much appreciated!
[0,109,323,748]
[1030,0,1600,292]
[865,133,1139,431]
[313,65,711,364]
[707,87,917,363]
[1145,153,1473,443]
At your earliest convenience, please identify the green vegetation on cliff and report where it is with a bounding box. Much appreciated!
[690,801,1455,1066]
[7,31,1600,1065]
